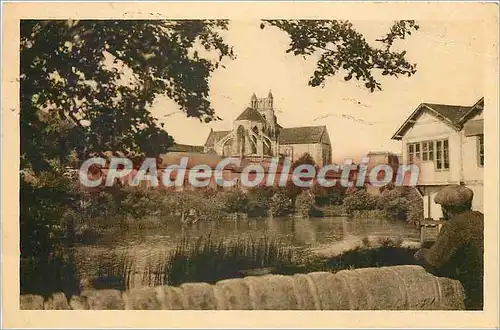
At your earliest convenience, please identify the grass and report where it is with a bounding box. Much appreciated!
[142,234,298,287]
[140,234,419,288]
[91,251,135,291]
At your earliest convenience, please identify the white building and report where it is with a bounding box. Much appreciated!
[391,97,484,220]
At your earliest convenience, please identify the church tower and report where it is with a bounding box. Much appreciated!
[250,91,277,135]
[251,93,258,109]
[247,91,279,156]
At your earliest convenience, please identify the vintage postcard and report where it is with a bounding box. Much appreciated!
[2,1,499,328]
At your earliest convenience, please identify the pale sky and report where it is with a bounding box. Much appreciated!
[150,20,485,162]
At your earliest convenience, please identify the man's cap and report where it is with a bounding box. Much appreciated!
[434,185,474,207]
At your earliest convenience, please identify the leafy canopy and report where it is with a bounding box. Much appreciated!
[262,20,419,91]
[21,20,234,172]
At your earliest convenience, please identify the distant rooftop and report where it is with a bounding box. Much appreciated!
[168,143,204,153]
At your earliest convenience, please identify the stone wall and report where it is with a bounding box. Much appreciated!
[20,265,465,310]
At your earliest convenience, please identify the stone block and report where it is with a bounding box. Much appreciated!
[157,286,187,309]
[243,275,298,310]
[291,273,321,310]
[81,289,125,310]
[308,272,350,310]
[215,278,253,310]
[334,269,369,310]
[345,266,407,310]
[123,287,162,310]
[212,284,230,310]
[20,294,44,310]
[43,292,70,310]
[179,282,217,310]
[69,295,88,310]
[383,265,440,310]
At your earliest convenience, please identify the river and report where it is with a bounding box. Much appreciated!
[73,216,420,289]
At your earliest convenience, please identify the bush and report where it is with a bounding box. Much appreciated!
[215,188,250,214]
[78,187,230,229]
[166,190,227,222]
[376,189,409,220]
[326,186,346,205]
[246,186,278,217]
[269,190,293,217]
[342,189,377,215]
[312,184,346,206]
[284,179,304,201]
[351,209,389,220]
[376,186,423,225]
[295,190,314,217]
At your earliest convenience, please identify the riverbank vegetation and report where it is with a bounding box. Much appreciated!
[342,185,423,226]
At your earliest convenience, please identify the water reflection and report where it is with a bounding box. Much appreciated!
[90,216,418,250]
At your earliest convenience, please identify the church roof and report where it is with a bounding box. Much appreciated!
[278,126,328,145]
[168,143,204,153]
[204,130,231,147]
[235,107,266,122]
[205,125,329,148]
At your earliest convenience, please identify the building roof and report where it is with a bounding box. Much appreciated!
[168,143,204,153]
[235,107,266,123]
[367,151,399,156]
[421,103,472,125]
[204,125,329,148]
[159,152,227,169]
[278,125,329,145]
[204,130,231,147]
[457,97,484,125]
[391,97,484,140]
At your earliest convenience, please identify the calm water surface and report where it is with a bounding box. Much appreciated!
[75,216,420,287]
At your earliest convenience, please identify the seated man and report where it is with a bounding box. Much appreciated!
[414,185,484,310]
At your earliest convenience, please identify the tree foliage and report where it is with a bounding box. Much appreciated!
[261,20,419,91]
[21,20,234,172]
[292,152,316,168]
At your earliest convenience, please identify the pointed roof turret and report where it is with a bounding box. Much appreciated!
[268,90,273,99]
[251,93,257,100]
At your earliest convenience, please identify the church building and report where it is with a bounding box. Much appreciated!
[204,92,332,166]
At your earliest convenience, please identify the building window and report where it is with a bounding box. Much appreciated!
[478,134,484,167]
[421,141,434,161]
[407,142,420,164]
[435,139,449,170]
[407,139,449,170]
